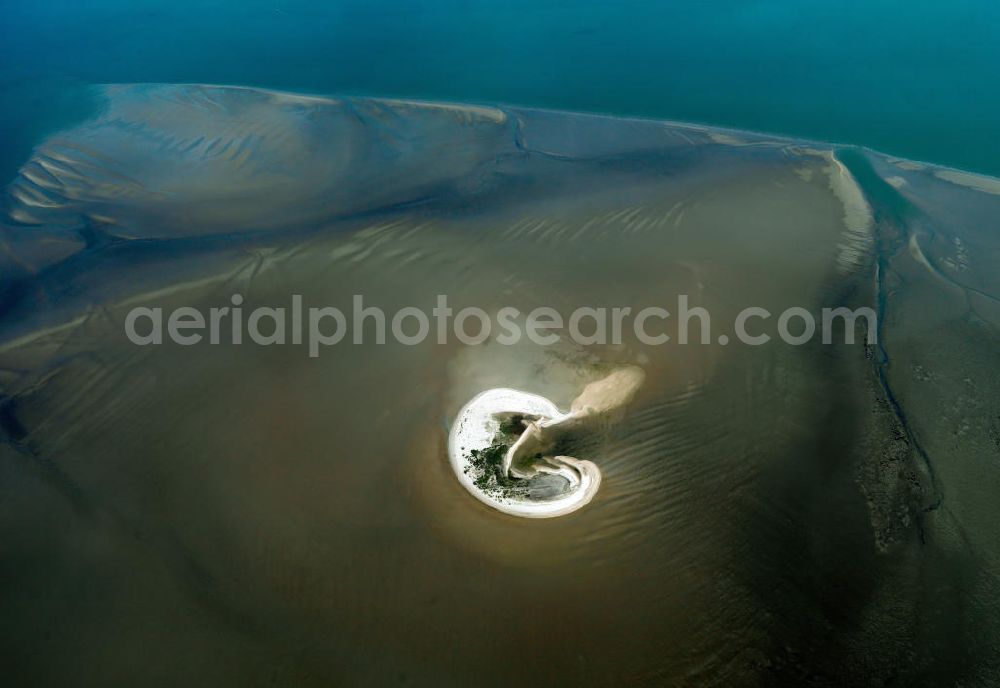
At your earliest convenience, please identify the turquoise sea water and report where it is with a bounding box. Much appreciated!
[1,0,999,182]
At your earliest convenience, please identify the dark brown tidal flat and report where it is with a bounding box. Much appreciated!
[1,84,999,686]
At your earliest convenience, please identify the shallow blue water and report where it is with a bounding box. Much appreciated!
[1,0,999,180]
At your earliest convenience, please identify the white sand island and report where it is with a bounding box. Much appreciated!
[448,367,644,518]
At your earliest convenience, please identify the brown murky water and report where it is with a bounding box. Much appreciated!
[1,84,998,686]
